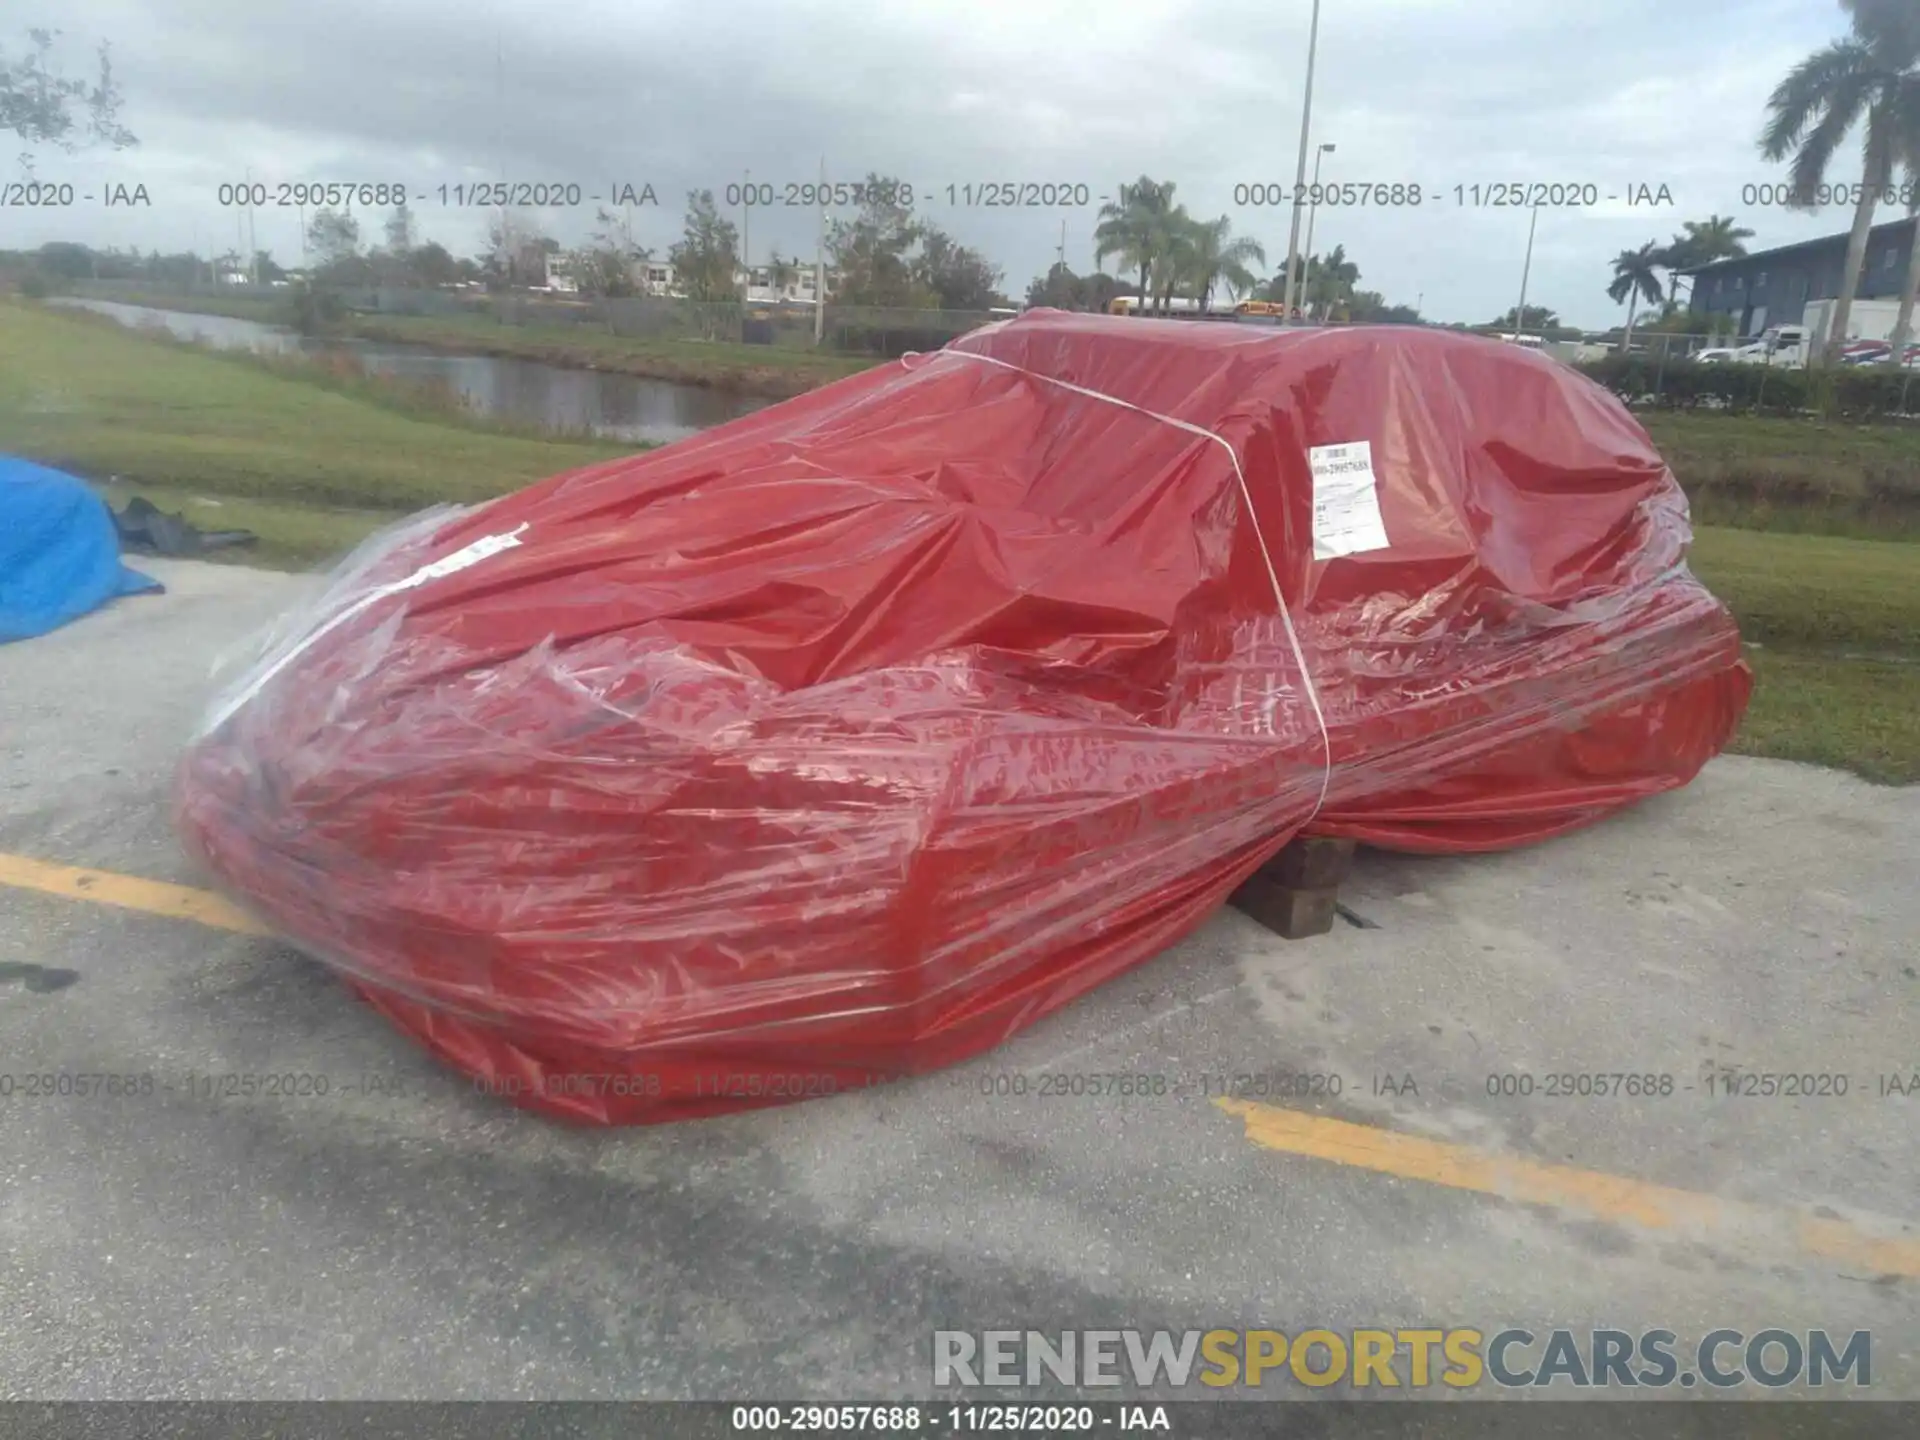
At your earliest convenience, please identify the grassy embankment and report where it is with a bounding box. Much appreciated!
[0,298,636,566]
[1686,528,1916,782]
[1641,410,1920,542]
[67,287,875,399]
[75,286,1920,540]
[1,298,1913,781]
[347,312,875,399]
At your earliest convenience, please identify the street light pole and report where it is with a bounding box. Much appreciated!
[1513,203,1540,338]
[1301,142,1334,319]
[1280,0,1323,324]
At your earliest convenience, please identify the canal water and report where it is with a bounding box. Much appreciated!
[50,298,774,445]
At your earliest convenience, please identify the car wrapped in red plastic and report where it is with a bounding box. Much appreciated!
[175,311,1751,1124]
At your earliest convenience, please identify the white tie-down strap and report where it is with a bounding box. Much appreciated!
[906,347,1333,823]
[199,524,531,736]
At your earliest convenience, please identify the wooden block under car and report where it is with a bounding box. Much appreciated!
[1230,836,1356,939]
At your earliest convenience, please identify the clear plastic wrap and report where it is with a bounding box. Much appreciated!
[174,312,1751,1123]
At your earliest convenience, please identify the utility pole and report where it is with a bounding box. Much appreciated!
[1514,203,1540,338]
[813,156,827,344]
[495,32,508,287]
[245,166,259,285]
[1280,0,1324,324]
[741,168,752,306]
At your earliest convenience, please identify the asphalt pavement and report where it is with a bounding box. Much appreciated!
[0,558,1915,1407]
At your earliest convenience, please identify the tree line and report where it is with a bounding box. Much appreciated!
[1061,176,1423,322]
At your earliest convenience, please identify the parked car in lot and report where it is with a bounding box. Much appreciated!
[1839,339,1920,367]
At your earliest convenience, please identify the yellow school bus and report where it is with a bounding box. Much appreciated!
[1107,296,1222,317]
[1109,296,1294,320]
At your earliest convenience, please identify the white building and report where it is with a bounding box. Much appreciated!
[740,264,830,306]
[632,261,676,296]
[539,255,580,294]
[629,259,836,304]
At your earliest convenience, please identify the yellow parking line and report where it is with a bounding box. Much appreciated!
[5,842,1916,1283]
[1796,1213,1920,1280]
[0,852,268,935]
[1216,1098,1920,1280]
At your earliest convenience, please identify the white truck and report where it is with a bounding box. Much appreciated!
[1727,324,1813,367]
[1802,296,1906,349]
[1733,298,1911,367]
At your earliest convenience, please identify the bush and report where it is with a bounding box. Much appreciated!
[1575,355,1920,419]
[17,270,51,299]
[286,282,347,335]
[828,321,974,358]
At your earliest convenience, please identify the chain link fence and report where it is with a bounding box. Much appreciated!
[1543,328,1920,420]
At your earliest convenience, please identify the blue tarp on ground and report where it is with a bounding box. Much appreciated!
[0,456,162,643]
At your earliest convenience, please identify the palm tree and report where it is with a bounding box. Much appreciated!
[1302,245,1359,319]
[1608,242,1665,349]
[1660,215,1757,302]
[1149,207,1201,311]
[1761,0,1920,364]
[1094,177,1178,306]
[1887,162,1920,362]
[1181,215,1267,311]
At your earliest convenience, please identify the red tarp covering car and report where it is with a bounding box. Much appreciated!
[174,312,1751,1124]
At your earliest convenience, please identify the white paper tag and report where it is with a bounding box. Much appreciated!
[1308,441,1390,560]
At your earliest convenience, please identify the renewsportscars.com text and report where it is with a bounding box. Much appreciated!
[933,1328,1871,1391]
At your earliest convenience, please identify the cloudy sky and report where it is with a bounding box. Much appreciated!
[4,0,1868,327]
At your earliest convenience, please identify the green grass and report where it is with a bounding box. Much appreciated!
[343,312,875,396]
[1686,527,1920,655]
[1640,411,1920,541]
[1687,528,1919,784]
[0,298,633,511]
[1724,650,1920,784]
[50,301,615,443]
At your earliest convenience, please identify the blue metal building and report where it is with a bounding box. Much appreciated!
[1683,216,1919,336]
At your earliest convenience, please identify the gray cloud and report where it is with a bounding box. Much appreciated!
[4,0,1867,326]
